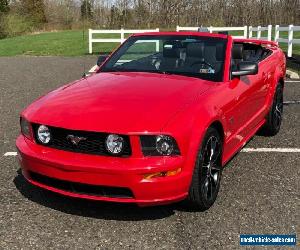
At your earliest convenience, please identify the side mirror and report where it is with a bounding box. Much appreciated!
[97,55,109,67]
[232,62,258,77]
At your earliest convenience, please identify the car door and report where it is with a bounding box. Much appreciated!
[222,43,264,157]
[239,63,266,130]
[243,45,274,128]
[222,75,255,152]
[255,52,276,115]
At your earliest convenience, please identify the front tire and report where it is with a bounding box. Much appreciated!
[261,84,283,136]
[187,127,223,211]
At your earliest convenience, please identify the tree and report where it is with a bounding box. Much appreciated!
[21,0,46,24]
[110,4,116,27]
[0,0,9,13]
[81,0,93,20]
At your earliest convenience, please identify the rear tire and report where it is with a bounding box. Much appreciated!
[186,127,223,211]
[261,84,283,136]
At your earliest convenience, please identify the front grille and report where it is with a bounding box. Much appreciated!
[32,124,131,156]
[29,171,134,199]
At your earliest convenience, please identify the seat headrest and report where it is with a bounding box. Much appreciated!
[216,43,224,61]
[163,41,181,58]
[186,42,204,58]
[232,44,243,60]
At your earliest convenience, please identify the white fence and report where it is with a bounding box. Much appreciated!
[89,25,300,57]
[88,28,159,54]
[249,25,272,41]
[176,24,299,57]
[176,25,248,38]
[274,25,300,57]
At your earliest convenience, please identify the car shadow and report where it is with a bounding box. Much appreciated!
[13,169,189,221]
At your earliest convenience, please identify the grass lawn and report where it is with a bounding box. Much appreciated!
[0,30,119,56]
[0,29,299,57]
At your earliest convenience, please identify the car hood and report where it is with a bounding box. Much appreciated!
[23,72,213,133]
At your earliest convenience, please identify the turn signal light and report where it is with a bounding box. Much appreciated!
[143,168,182,180]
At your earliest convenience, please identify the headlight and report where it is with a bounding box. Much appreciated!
[140,135,180,156]
[37,125,51,144]
[20,117,31,139]
[105,134,124,155]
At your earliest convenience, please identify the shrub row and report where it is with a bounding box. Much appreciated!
[0,14,37,39]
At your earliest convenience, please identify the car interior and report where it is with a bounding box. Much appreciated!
[104,36,273,82]
[155,40,272,76]
[231,42,272,71]
[107,38,226,81]
[156,40,225,77]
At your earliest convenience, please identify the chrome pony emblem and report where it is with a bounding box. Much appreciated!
[66,135,86,145]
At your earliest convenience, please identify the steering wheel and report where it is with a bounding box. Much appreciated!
[151,56,162,70]
[191,60,214,69]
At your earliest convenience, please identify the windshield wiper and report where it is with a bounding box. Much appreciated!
[101,67,131,72]
[136,69,201,78]
[101,68,201,79]
[101,68,167,74]
[157,71,202,79]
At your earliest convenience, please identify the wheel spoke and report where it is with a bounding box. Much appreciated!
[274,102,282,127]
[209,177,213,199]
[275,92,283,118]
[211,164,220,171]
[210,137,217,160]
[202,144,211,166]
[210,137,220,164]
[275,106,282,119]
[211,172,218,185]
[202,163,210,169]
[203,177,209,200]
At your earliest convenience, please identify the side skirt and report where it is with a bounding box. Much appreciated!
[222,118,266,166]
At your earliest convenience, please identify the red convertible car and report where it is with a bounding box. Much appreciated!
[16,32,286,210]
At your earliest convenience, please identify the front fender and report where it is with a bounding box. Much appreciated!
[162,96,225,178]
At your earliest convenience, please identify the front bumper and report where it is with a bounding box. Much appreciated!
[16,135,191,206]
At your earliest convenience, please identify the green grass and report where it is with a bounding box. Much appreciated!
[0,30,119,56]
[0,29,299,57]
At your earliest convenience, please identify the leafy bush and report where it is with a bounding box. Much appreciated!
[0,15,6,38]
[1,13,34,37]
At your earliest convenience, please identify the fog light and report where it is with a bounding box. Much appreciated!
[105,134,124,155]
[156,135,174,155]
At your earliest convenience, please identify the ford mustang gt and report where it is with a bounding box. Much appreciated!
[16,32,286,210]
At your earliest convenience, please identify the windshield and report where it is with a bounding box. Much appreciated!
[101,35,227,82]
